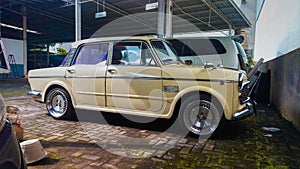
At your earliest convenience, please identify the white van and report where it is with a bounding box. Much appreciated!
[167,36,249,72]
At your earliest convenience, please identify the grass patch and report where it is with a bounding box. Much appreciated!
[0,89,29,98]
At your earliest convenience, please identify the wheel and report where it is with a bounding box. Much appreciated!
[179,94,224,137]
[46,88,74,119]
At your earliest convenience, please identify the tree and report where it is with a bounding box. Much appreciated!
[57,48,68,56]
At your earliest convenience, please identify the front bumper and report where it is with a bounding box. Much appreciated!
[232,101,255,120]
[28,91,41,98]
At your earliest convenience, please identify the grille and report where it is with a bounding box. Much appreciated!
[239,82,250,103]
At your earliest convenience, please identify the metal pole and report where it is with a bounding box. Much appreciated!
[229,25,233,36]
[157,0,165,38]
[46,44,50,67]
[75,0,81,41]
[0,11,2,39]
[165,0,173,38]
[22,6,27,77]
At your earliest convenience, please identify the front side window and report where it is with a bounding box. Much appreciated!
[112,41,156,66]
[75,43,109,65]
[151,40,181,65]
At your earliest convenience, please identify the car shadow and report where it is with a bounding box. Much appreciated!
[27,157,59,166]
[73,109,179,133]
[69,109,255,141]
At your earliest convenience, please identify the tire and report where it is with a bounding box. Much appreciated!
[46,88,74,119]
[178,94,224,138]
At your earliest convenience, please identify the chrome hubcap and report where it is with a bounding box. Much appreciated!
[184,100,220,136]
[51,95,66,112]
[47,90,68,118]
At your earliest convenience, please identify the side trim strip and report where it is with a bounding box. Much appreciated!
[29,76,65,78]
[29,76,237,83]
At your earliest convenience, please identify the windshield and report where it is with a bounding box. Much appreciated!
[151,40,182,65]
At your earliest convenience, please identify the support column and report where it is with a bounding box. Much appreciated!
[157,0,165,38]
[229,25,234,36]
[22,6,27,77]
[46,44,50,67]
[75,0,81,41]
[165,0,173,38]
[0,11,2,38]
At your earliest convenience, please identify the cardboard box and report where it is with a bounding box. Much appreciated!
[13,124,24,141]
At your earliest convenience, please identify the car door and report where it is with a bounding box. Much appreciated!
[106,41,163,112]
[66,42,109,108]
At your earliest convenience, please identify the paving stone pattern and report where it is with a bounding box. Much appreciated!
[2,82,300,169]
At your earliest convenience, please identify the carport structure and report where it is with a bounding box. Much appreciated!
[0,0,251,75]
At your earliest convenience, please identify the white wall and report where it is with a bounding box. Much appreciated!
[1,38,24,64]
[254,0,300,61]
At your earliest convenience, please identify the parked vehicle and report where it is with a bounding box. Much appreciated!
[28,36,254,137]
[166,36,249,72]
[0,94,27,169]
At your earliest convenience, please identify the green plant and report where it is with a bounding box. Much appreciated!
[247,54,256,67]
[57,47,68,56]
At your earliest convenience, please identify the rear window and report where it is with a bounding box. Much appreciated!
[168,39,226,56]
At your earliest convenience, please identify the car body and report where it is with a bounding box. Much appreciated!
[28,36,254,136]
[0,95,27,169]
[166,36,249,72]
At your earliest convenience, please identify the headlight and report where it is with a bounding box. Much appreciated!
[238,72,244,89]
[238,73,250,104]
[0,94,7,132]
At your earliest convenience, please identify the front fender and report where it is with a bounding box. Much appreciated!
[166,85,231,119]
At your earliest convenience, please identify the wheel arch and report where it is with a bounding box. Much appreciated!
[43,81,76,107]
[167,86,231,120]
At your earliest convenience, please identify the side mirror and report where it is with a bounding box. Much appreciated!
[184,60,193,65]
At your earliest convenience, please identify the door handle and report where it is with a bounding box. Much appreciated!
[108,69,117,74]
[67,69,76,73]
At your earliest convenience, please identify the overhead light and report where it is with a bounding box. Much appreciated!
[145,2,158,11]
[95,0,107,18]
[95,11,107,18]
[0,22,42,34]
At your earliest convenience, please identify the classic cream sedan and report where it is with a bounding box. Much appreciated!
[28,37,254,136]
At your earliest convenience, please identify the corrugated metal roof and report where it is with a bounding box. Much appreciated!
[0,0,251,43]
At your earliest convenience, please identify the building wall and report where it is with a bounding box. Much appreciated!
[1,38,24,64]
[267,48,300,131]
[1,38,24,77]
[253,0,300,131]
[254,0,300,61]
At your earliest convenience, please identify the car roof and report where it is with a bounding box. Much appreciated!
[168,35,244,43]
[71,36,160,48]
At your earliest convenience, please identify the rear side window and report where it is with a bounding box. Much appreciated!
[75,43,109,65]
[61,48,76,67]
[112,41,157,66]
[168,39,226,56]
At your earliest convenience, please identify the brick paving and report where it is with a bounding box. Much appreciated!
[1,79,300,169]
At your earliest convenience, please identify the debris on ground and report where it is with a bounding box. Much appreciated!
[20,139,47,164]
[261,127,280,132]
[6,105,24,140]
[263,134,273,138]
